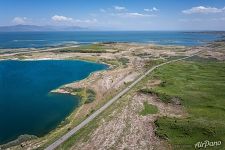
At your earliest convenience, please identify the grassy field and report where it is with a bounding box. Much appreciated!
[146,60,225,149]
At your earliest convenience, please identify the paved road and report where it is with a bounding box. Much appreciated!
[45,52,200,150]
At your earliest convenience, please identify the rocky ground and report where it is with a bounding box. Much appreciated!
[73,91,186,150]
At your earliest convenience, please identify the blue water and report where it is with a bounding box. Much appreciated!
[0,60,107,144]
[0,31,220,49]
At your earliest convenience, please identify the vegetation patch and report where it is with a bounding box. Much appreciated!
[55,43,118,53]
[150,60,225,149]
[166,56,186,61]
[85,89,96,104]
[140,101,158,115]
[139,88,175,103]
[155,117,224,149]
[118,57,129,66]
[63,87,96,104]
[186,55,219,62]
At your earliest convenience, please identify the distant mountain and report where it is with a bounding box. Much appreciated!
[0,25,88,32]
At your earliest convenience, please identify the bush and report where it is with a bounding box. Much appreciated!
[139,88,173,103]
[85,89,96,104]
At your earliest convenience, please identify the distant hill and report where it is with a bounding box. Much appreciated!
[0,25,88,32]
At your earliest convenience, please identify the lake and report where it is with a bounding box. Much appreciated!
[0,60,107,144]
[0,31,221,49]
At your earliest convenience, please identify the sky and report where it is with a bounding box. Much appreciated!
[0,0,225,30]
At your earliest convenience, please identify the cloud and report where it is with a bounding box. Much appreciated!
[12,17,27,24]
[112,12,155,18]
[74,18,98,23]
[144,7,159,12]
[51,15,97,25]
[51,15,73,22]
[110,6,154,18]
[114,6,126,11]
[125,12,153,17]
[182,6,224,14]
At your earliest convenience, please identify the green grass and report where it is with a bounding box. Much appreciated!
[63,87,96,104]
[85,89,96,104]
[56,44,107,53]
[186,55,219,63]
[148,60,225,149]
[76,44,106,51]
[140,101,158,115]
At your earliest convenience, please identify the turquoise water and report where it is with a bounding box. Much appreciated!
[0,31,221,49]
[0,60,107,144]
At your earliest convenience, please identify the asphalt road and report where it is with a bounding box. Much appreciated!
[45,52,200,150]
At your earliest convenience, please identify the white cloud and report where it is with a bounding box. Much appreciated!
[74,18,98,23]
[100,6,156,18]
[51,15,97,25]
[12,17,27,24]
[182,6,224,14]
[126,12,153,17]
[144,7,159,12]
[114,6,126,11]
[112,12,155,18]
[51,15,73,22]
